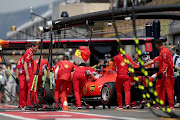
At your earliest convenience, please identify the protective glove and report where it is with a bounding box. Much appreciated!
[157,73,162,79]
[86,70,91,75]
[15,78,19,85]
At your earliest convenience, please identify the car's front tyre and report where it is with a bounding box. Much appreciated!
[101,82,117,107]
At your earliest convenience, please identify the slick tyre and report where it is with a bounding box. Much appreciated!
[44,83,54,104]
[101,82,117,105]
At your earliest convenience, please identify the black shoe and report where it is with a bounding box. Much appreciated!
[126,105,130,109]
[54,106,62,110]
[25,105,34,110]
[140,101,145,109]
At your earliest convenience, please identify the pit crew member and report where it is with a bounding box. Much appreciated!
[54,55,76,108]
[114,45,139,109]
[23,42,39,107]
[144,39,174,109]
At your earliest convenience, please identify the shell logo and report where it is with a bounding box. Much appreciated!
[64,65,69,68]
[121,62,125,66]
[90,85,96,93]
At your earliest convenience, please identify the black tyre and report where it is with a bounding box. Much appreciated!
[44,82,54,104]
[101,82,117,106]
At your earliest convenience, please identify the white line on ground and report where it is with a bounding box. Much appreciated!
[5,110,21,111]
[23,112,47,113]
[58,111,151,120]
[54,118,111,120]
[38,115,72,117]
[0,113,37,120]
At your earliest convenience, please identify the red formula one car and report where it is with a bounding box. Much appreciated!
[39,68,117,108]
[41,67,157,109]
[66,67,158,109]
[81,68,117,109]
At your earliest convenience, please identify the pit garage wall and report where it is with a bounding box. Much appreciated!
[169,20,180,46]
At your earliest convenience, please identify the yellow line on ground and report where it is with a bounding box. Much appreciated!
[173,109,180,111]
[117,109,137,111]
[105,109,137,111]
[70,110,89,112]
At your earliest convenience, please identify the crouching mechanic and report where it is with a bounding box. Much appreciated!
[54,55,76,108]
[114,45,139,109]
[33,55,50,104]
[144,39,174,109]
[72,63,97,109]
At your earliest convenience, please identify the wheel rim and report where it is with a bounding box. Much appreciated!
[102,86,109,101]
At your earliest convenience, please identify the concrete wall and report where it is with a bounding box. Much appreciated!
[58,3,110,18]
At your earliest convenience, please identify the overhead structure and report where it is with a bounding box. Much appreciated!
[46,4,180,30]
[1,37,167,50]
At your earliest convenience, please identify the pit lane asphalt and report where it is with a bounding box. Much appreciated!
[0,104,180,120]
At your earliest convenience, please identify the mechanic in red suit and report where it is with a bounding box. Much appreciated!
[144,39,174,109]
[114,45,139,109]
[23,42,39,107]
[33,55,50,104]
[72,62,97,109]
[16,56,27,109]
[54,55,76,108]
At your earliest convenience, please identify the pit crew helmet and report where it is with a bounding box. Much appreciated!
[142,51,150,63]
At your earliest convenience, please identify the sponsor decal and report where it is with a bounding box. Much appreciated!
[74,49,82,58]
[163,54,166,59]
[64,65,69,68]
[90,85,96,93]
[83,84,87,94]
[121,62,125,66]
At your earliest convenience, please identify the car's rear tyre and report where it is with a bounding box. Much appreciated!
[101,82,117,106]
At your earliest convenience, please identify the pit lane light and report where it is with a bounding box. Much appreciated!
[38,26,50,34]
[38,26,44,34]
[47,21,53,29]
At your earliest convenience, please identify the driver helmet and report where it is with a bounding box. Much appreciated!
[142,51,150,63]
[104,54,111,59]
[104,54,111,64]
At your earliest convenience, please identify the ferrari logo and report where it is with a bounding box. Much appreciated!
[74,49,82,58]
[64,65,69,68]
[121,62,125,66]
[90,85,96,93]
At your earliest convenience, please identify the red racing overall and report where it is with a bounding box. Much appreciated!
[153,46,174,107]
[114,53,137,107]
[54,60,76,107]
[72,66,97,107]
[23,48,35,106]
[17,56,27,108]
